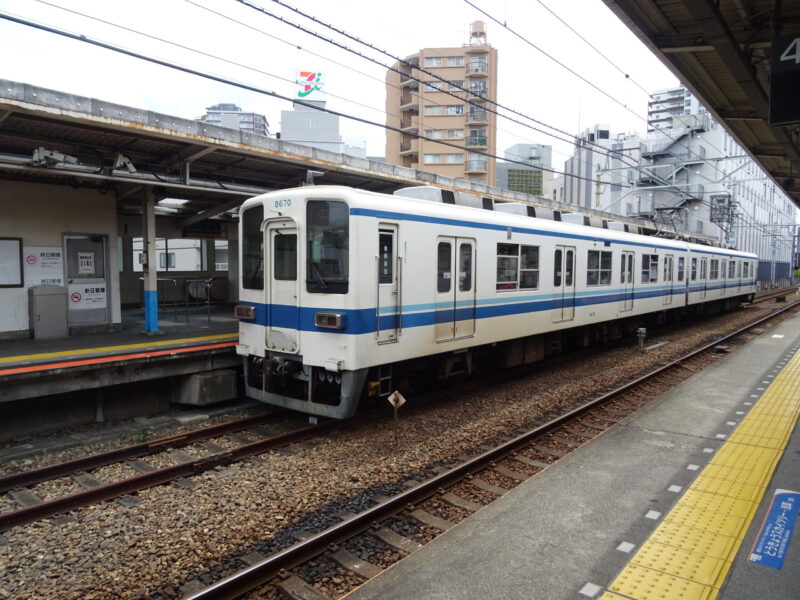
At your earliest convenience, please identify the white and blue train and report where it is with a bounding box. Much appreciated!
[235,185,757,418]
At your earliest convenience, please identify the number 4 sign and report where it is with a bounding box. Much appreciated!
[770,35,800,126]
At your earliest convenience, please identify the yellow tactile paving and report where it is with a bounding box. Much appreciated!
[0,333,238,364]
[602,345,800,599]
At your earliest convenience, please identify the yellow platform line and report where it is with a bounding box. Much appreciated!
[0,332,238,364]
[603,347,800,600]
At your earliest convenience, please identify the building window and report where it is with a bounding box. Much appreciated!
[641,254,658,283]
[424,153,463,164]
[424,154,440,164]
[424,57,443,67]
[446,56,464,66]
[587,250,612,286]
[424,105,442,116]
[446,105,464,115]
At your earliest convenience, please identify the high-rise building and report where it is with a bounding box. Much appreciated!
[647,86,705,133]
[495,143,552,196]
[385,21,498,185]
[200,103,269,136]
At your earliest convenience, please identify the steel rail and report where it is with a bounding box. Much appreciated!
[185,298,800,600]
[0,412,284,493]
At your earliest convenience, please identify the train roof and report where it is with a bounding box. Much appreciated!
[243,186,757,259]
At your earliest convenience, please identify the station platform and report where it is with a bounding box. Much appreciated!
[0,306,239,407]
[346,311,800,600]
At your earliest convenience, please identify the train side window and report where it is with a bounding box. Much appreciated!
[565,250,574,286]
[554,249,562,287]
[307,200,349,293]
[743,262,749,278]
[496,243,518,291]
[710,259,719,279]
[728,260,736,279]
[459,243,473,292]
[274,234,297,280]
[242,204,264,290]
[437,242,452,293]
[641,254,658,283]
[677,257,685,281]
[587,250,612,286]
[691,257,697,280]
[520,245,539,289]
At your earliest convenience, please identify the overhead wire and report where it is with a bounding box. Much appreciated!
[0,10,620,187]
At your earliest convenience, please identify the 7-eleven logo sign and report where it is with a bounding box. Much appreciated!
[297,71,323,97]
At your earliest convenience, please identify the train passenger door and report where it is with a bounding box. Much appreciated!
[265,220,299,353]
[552,245,576,322]
[376,225,400,343]
[435,237,476,342]
[700,258,708,299]
[620,251,634,312]
[736,260,742,292]
[662,254,674,305]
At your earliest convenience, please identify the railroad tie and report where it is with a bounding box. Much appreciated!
[441,492,482,512]
[410,508,456,531]
[277,574,331,600]
[531,444,566,458]
[9,488,42,508]
[129,460,157,474]
[371,527,422,554]
[330,548,382,579]
[72,473,103,490]
[491,464,528,481]
[510,454,549,470]
[549,434,582,448]
[469,478,507,496]
[239,551,267,566]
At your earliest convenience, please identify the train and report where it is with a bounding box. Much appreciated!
[235,185,757,419]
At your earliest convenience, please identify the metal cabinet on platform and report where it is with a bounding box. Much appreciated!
[28,285,69,339]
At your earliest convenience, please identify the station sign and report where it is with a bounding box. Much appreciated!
[770,35,800,126]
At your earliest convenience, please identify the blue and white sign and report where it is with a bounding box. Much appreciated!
[749,489,800,570]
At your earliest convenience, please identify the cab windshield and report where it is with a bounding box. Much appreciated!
[307,200,349,293]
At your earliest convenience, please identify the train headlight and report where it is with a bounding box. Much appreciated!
[235,304,255,320]
[315,312,344,329]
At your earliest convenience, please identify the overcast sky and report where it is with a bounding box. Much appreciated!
[0,0,680,165]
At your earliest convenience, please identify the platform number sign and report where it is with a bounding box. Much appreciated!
[770,35,800,125]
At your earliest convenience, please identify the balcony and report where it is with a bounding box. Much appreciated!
[399,92,419,113]
[467,110,488,124]
[468,87,488,99]
[399,74,419,89]
[400,116,417,131]
[400,139,418,156]
[464,44,490,54]
[465,159,487,173]
[466,136,488,148]
[467,62,489,76]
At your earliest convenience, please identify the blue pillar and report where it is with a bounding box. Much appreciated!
[142,188,160,334]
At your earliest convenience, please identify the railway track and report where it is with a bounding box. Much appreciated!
[179,297,800,600]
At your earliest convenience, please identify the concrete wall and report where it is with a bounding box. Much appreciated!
[0,181,120,335]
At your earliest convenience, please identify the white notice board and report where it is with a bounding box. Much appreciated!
[0,238,23,287]
[23,246,64,287]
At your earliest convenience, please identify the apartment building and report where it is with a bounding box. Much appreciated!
[385,21,498,185]
[199,103,269,136]
[647,86,704,133]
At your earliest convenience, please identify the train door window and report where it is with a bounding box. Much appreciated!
[710,259,719,279]
[242,204,264,290]
[663,255,673,281]
[701,259,707,279]
[620,254,626,284]
[565,249,574,286]
[437,242,452,293]
[496,243,518,291]
[459,242,473,291]
[642,254,658,283]
[721,260,727,279]
[626,254,634,283]
[691,257,697,280]
[729,260,736,279]
[274,234,297,280]
[743,262,749,278]
[554,249,562,287]
[379,230,393,284]
[677,257,685,282]
[520,245,539,289]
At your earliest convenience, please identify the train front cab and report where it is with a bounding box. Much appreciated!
[236,193,368,419]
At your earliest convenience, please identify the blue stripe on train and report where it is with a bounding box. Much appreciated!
[241,283,753,335]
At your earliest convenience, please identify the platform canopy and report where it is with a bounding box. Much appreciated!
[603,0,800,210]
